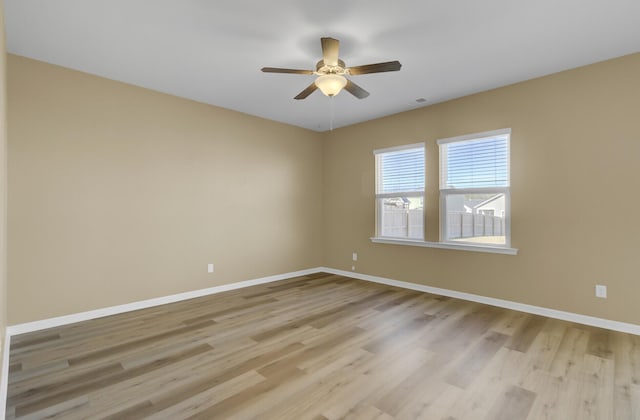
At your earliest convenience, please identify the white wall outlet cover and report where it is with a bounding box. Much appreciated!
[208,263,214,273]
[352,252,358,261]
[595,285,607,298]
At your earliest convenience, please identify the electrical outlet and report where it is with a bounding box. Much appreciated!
[208,263,214,273]
[351,265,356,271]
[352,252,358,261]
[595,284,607,298]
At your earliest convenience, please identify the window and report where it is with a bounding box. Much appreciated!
[374,144,425,240]
[438,129,511,247]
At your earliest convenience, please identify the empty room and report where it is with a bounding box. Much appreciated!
[1,1,640,419]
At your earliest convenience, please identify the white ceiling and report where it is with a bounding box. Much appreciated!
[5,1,640,132]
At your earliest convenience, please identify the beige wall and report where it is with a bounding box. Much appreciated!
[323,53,640,325]
[1,1,7,350]
[7,55,324,324]
[6,51,640,327]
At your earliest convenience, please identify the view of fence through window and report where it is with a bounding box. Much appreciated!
[444,192,506,244]
[379,193,506,243]
[375,145,425,239]
[380,196,423,238]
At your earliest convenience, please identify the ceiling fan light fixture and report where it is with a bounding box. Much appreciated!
[262,37,400,100]
[315,74,347,97]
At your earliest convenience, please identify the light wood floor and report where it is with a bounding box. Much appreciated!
[6,273,640,419]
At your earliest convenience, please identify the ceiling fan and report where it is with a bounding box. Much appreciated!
[261,37,402,100]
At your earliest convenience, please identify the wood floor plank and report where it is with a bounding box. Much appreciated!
[6,273,640,419]
[395,381,462,420]
[505,315,547,353]
[611,331,640,419]
[549,326,589,380]
[108,341,306,418]
[254,349,375,419]
[187,365,306,419]
[522,369,564,420]
[579,354,615,419]
[16,395,89,420]
[8,362,124,407]
[587,326,614,359]
[363,314,436,354]
[13,344,213,417]
[346,404,395,420]
[485,385,537,420]
[374,351,453,416]
[259,345,428,420]
[67,320,216,366]
[8,326,222,400]
[424,304,503,355]
[445,331,510,389]
[10,333,62,351]
[181,297,278,324]
[319,347,431,420]
[128,370,265,420]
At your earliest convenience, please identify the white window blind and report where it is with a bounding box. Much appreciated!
[375,146,425,195]
[437,129,511,247]
[374,144,425,240]
[439,131,510,190]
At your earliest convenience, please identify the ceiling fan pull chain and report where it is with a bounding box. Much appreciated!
[329,96,335,131]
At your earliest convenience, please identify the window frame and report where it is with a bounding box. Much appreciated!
[437,128,512,248]
[370,131,517,255]
[373,143,426,240]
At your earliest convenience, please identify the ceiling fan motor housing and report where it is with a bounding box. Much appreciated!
[315,59,347,75]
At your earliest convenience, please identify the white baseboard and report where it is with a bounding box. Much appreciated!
[6,267,323,337]
[6,265,639,338]
[320,267,640,336]
[0,334,11,420]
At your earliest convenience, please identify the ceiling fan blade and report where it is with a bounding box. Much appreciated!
[294,82,318,100]
[344,79,370,99]
[261,67,314,75]
[347,61,402,75]
[321,37,340,67]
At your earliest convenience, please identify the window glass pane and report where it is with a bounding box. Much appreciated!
[379,197,424,239]
[441,136,509,189]
[376,147,425,194]
[444,193,506,245]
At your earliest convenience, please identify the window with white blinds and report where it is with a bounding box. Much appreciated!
[374,144,425,239]
[438,129,511,247]
[439,135,510,189]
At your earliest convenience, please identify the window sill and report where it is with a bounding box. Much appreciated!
[370,237,519,255]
